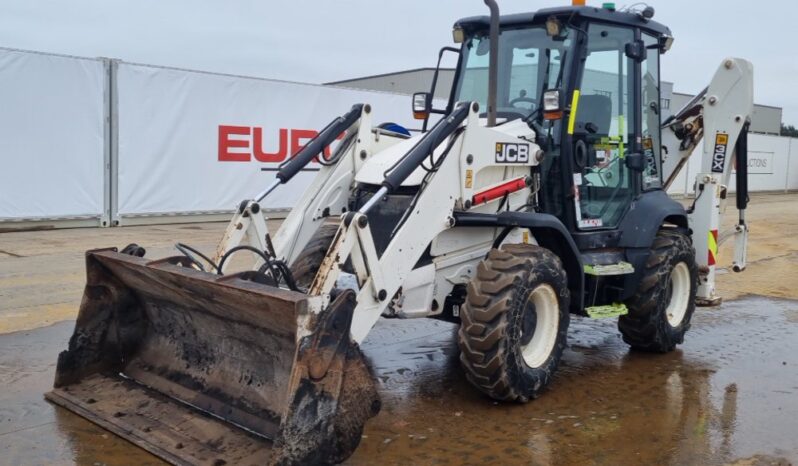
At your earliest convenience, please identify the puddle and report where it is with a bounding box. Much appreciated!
[1,296,797,465]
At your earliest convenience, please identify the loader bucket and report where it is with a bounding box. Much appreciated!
[45,249,380,465]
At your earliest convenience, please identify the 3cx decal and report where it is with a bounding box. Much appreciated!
[712,133,729,173]
[495,142,530,163]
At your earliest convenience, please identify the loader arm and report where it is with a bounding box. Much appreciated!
[211,103,366,270]
[212,103,409,272]
[307,101,542,343]
[660,58,754,305]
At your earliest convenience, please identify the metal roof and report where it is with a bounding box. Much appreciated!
[455,5,671,37]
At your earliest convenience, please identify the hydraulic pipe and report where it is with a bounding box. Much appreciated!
[483,0,499,127]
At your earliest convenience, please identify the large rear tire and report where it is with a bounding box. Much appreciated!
[290,223,340,290]
[619,231,698,352]
[458,244,570,402]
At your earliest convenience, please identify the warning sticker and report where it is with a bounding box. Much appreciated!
[579,218,603,228]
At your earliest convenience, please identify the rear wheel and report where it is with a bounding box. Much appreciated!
[458,244,570,402]
[619,231,698,352]
[290,223,340,290]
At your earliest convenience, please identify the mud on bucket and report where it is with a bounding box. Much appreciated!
[45,248,380,466]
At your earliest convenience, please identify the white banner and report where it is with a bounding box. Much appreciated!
[115,63,416,219]
[726,134,791,192]
[745,151,774,175]
[2,49,796,224]
[0,49,107,221]
[670,133,794,195]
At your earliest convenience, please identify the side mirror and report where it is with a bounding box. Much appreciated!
[625,40,647,61]
[625,152,646,172]
[413,92,431,120]
[542,88,564,120]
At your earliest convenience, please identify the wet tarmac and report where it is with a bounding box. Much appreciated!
[1,295,796,465]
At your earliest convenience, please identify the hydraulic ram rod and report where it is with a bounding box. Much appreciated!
[255,179,282,203]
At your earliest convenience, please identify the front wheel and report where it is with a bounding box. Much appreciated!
[619,231,698,352]
[458,244,570,402]
[290,223,340,290]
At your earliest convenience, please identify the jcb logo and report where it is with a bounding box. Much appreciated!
[712,133,728,173]
[495,143,529,163]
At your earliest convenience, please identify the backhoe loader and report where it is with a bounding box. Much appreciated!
[46,1,754,464]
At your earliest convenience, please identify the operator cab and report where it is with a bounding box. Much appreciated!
[426,4,676,239]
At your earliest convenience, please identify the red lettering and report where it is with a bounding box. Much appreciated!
[218,125,250,162]
[219,126,349,164]
[253,127,287,162]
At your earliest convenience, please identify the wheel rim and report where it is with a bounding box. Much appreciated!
[520,284,560,368]
[666,262,691,327]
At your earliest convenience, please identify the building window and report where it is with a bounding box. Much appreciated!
[661,98,670,110]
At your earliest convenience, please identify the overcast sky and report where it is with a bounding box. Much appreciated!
[1,0,795,123]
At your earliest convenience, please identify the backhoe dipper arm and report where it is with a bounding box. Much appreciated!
[660,58,754,305]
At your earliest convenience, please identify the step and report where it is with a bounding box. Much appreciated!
[583,261,635,276]
[585,303,629,319]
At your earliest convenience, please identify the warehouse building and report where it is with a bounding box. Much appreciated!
[326,68,782,135]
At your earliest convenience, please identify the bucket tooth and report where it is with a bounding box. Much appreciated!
[45,248,379,465]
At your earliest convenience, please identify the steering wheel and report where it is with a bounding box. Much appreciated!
[509,96,537,111]
[589,155,620,187]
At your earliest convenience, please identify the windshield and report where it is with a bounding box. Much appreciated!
[453,26,575,120]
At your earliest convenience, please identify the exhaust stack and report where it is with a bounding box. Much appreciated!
[483,0,499,127]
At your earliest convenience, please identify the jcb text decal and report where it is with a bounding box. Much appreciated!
[495,143,530,163]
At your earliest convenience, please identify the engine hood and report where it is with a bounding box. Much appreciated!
[355,118,535,187]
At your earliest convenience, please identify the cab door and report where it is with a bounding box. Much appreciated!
[570,24,636,230]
